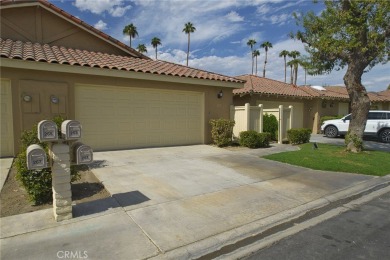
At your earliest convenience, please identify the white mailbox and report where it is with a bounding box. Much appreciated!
[38,120,58,142]
[26,144,47,170]
[61,120,82,140]
[72,142,93,165]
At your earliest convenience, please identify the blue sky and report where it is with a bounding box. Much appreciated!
[51,0,389,91]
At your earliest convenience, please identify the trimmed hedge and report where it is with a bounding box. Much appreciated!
[263,113,278,141]
[15,115,81,205]
[209,119,235,147]
[239,131,271,148]
[287,128,312,145]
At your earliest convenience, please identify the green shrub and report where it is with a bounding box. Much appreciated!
[263,113,278,141]
[320,115,343,125]
[287,128,312,145]
[15,115,81,205]
[239,131,271,148]
[209,119,235,147]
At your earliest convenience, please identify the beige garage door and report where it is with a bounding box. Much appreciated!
[0,79,14,157]
[75,84,204,151]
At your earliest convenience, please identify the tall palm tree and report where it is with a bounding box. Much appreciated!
[123,23,138,48]
[279,50,290,82]
[288,51,301,85]
[136,43,147,54]
[260,41,273,77]
[151,37,161,60]
[252,50,260,76]
[183,22,196,66]
[247,39,257,74]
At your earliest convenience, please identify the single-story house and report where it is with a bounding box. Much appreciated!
[233,75,390,134]
[0,0,244,157]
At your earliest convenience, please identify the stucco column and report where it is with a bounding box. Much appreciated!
[50,143,72,222]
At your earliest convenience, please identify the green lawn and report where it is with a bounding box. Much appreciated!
[263,143,390,176]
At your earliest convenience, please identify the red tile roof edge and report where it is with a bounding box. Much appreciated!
[1,38,245,84]
[233,74,313,98]
[233,75,390,102]
[0,0,150,60]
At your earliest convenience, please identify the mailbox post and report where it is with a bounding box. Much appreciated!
[27,119,93,222]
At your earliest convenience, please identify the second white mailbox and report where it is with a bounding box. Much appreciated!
[61,120,82,140]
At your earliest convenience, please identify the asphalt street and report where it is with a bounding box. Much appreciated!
[244,191,390,260]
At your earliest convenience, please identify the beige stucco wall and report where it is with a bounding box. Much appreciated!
[1,5,130,56]
[2,67,234,155]
[233,95,309,130]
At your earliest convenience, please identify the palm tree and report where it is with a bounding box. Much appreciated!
[247,39,257,74]
[123,23,138,48]
[279,50,290,82]
[183,22,196,66]
[298,57,310,85]
[288,51,301,85]
[136,44,147,54]
[252,50,260,76]
[151,37,161,60]
[260,41,273,77]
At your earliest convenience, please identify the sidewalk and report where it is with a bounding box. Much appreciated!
[1,145,389,260]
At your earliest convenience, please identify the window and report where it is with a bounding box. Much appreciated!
[367,112,384,120]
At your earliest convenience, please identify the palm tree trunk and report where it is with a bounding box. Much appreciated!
[304,69,307,85]
[255,56,258,75]
[284,56,287,82]
[294,64,298,85]
[155,47,158,60]
[130,36,132,48]
[263,51,267,77]
[290,66,293,84]
[186,33,190,66]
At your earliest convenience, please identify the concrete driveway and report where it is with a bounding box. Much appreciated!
[2,144,384,260]
[90,145,373,255]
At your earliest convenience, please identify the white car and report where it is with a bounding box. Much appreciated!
[321,110,390,143]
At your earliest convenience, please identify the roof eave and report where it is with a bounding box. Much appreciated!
[1,58,244,88]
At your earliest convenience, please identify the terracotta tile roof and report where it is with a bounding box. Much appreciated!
[369,89,390,102]
[0,0,148,59]
[0,38,244,83]
[378,89,390,98]
[300,85,390,102]
[233,75,313,98]
[300,86,350,100]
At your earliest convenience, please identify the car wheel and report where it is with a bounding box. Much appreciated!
[325,125,338,138]
[379,129,390,143]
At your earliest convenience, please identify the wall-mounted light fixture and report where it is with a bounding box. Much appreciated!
[23,94,32,102]
[217,90,223,99]
[50,95,59,104]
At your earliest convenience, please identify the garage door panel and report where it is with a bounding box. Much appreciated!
[76,85,203,151]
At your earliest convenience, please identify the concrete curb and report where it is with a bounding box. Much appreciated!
[218,184,390,260]
[150,176,390,260]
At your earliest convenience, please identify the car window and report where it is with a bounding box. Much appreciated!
[386,113,390,119]
[367,112,384,120]
[344,115,351,120]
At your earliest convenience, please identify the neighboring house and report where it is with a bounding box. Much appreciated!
[233,75,390,134]
[0,0,244,157]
